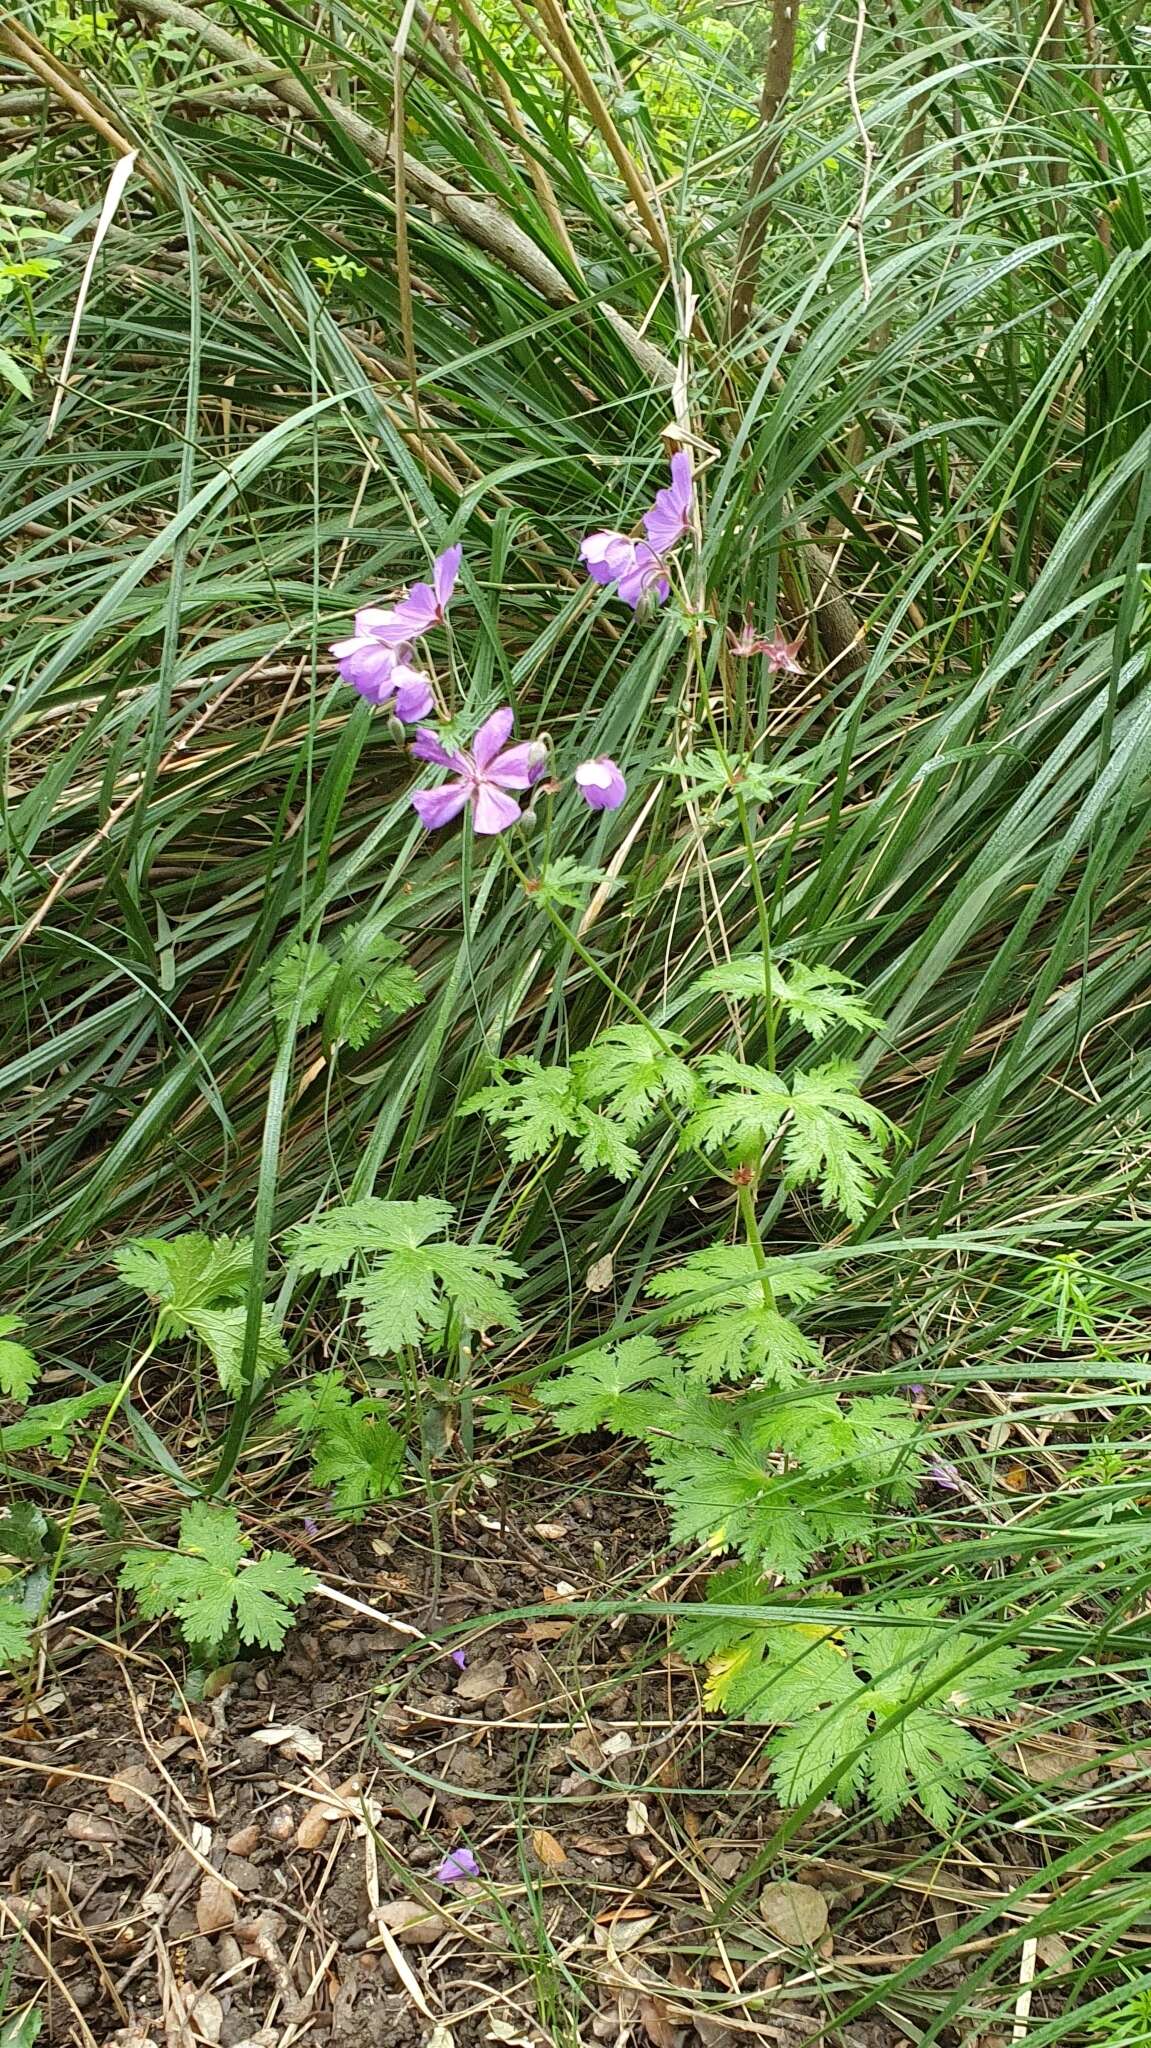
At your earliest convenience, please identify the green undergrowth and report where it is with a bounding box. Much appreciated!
[3,0,1151,2036]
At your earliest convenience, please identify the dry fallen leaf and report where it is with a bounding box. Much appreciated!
[247,1723,324,1763]
[373,1900,450,1945]
[531,1827,569,1869]
[626,1798,649,1837]
[602,1731,633,1760]
[594,1912,659,1954]
[195,1872,236,1937]
[758,1879,829,1947]
[1037,1932,1073,1975]
[696,2020,738,2048]
[638,1993,679,2048]
[107,1764,158,1816]
[425,2028,455,2048]
[153,1734,192,1763]
[487,2021,538,2047]
[586,1252,614,1293]
[532,1522,569,1540]
[456,1658,507,1703]
[1016,1726,1099,1786]
[187,1989,224,2045]
[295,1803,335,1852]
[227,1822,261,1857]
[65,1810,119,1844]
[520,1619,573,1642]
[566,1726,604,1772]
[295,1774,362,1850]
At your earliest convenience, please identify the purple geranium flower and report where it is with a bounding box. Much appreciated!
[579,450,693,611]
[579,534,669,609]
[351,544,463,650]
[574,756,627,811]
[580,531,636,588]
[642,449,694,555]
[615,540,670,609]
[329,634,435,722]
[410,708,547,836]
[436,1845,479,1885]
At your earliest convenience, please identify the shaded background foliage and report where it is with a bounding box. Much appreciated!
[3,0,1151,2028]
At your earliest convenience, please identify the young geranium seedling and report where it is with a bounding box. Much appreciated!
[119,1503,314,1660]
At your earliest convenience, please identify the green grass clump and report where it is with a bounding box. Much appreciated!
[3,0,1151,2035]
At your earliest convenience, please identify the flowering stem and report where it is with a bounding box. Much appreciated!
[683,600,779,1072]
[736,1177,777,1313]
[730,784,778,1073]
[500,844,673,1055]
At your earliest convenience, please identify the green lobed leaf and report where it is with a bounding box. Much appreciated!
[289,1198,456,1276]
[114,1233,253,1315]
[0,1597,34,1667]
[571,1106,641,1181]
[686,1055,791,1154]
[180,1304,290,1395]
[269,938,338,1028]
[119,1503,314,1656]
[274,1368,355,1437]
[0,1387,113,1456]
[0,1316,39,1403]
[573,1025,701,1132]
[649,1244,829,1385]
[530,859,614,910]
[686,1058,898,1220]
[465,1057,586,1162]
[679,1579,1024,1824]
[330,932,423,1048]
[696,958,884,1040]
[782,1062,898,1221]
[539,1337,670,1434]
[309,1404,406,1516]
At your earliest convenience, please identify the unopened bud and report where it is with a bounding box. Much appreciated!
[519,806,538,832]
[387,714,406,744]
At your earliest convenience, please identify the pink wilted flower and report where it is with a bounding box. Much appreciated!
[450,1648,468,1671]
[579,449,693,611]
[926,1458,962,1492]
[436,1845,479,1885]
[727,621,805,674]
[329,634,434,722]
[410,708,547,835]
[355,544,463,648]
[574,756,627,811]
